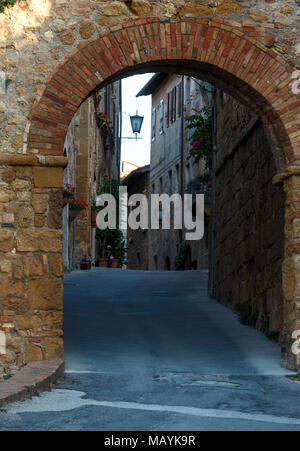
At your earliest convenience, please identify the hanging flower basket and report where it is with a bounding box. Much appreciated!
[68,198,88,223]
[63,184,74,208]
[68,198,88,224]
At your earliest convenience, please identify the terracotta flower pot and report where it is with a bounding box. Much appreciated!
[109,259,119,268]
[96,258,108,268]
[91,212,98,228]
[69,209,80,222]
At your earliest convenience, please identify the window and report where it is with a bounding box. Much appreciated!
[173,86,177,122]
[152,108,156,142]
[170,87,177,123]
[159,177,163,192]
[177,82,182,118]
[166,93,170,128]
[168,170,172,193]
[185,164,190,185]
[175,164,180,191]
[159,99,164,134]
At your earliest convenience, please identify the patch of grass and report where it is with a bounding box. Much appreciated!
[3,374,12,381]
[235,303,259,327]
[267,330,279,342]
[287,375,300,383]
[0,0,19,13]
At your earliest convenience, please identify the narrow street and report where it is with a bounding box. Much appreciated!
[0,268,300,431]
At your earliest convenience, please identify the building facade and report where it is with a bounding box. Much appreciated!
[137,74,211,271]
[63,82,122,271]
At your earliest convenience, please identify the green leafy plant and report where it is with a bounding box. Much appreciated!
[185,106,212,184]
[69,198,88,211]
[96,228,126,266]
[64,184,75,199]
[96,179,126,266]
[5,78,12,91]
[3,373,12,380]
[175,242,189,271]
[98,178,119,199]
[267,330,279,342]
[235,303,259,327]
[287,374,300,383]
[91,199,100,213]
[0,0,19,13]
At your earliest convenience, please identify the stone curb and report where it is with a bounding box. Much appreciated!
[0,360,64,408]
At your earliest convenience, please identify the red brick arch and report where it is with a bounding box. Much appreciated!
[28,18,300,171]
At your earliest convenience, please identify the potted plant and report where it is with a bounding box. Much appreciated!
[95,245,111,268]
[175,242,192,271]
[109,255,119,268]
[69,197,88,222]
[63,184,74,207]
[95,179,126,268]
[91,200,100,228]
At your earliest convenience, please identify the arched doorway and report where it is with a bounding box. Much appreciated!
[0,18,299,374]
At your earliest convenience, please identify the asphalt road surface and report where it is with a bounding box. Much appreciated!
[1,268,300,431]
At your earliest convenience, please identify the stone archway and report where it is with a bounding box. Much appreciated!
[0,16,300,374]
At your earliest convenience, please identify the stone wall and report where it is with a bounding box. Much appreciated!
[63,83,122,270]
[213,92,286,338]
[0,162,64,380]
[0,0,299,159]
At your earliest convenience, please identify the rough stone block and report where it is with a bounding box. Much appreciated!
[33,168,63,188]
[48,254,63,277]
[17,230,63,252]
[25,343,43,363]
[15,315,42,330]
[0,230,15,252]
[44,337,64,360]
[24,256,45,277]
[28,279,63,311]
[32,194,47,214]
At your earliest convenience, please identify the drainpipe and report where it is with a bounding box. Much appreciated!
[73,115,79,270]
[180,76,185,245]
[209,87,217,297]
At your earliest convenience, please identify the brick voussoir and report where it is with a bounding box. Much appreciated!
[0,360,64,408]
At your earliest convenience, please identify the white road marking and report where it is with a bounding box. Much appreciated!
[4,389,300,426]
